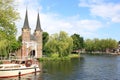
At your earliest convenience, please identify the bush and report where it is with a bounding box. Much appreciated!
[51,53,59,58]
[39,54,80,62]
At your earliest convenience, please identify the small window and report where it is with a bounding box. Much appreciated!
[21,61,25,64]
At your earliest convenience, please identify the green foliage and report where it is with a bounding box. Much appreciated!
[43,32,49,46]
[68,54,80,58]
[17,35,22,49]
[42,32,49,54]
[18,35,22,42]
[85,38,118,53]
[10,40,21,52]
[39,57,70,62]
[71,33,84,50]
[0,0,19,56]
[51,53,59,58]
[44,31,73,57]
[85,39,93,52]
[39,54,80,62]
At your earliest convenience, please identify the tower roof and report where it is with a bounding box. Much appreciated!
[23,9,30,29]
[35,13,42,31]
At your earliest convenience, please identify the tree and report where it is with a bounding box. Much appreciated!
[85,38,118,53]
[18,35,22,42]
[10,40,21,53]
[85,39,94,52]
[71,33,84,50]
[0,0,19,56]
[42,32,49,54]
[44,31,73,57]
[10,35,22,53]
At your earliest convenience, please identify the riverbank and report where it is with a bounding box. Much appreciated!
[81,52,120,56]
[39,54,80,62]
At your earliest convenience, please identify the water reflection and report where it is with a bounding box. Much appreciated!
[41,57,84,80]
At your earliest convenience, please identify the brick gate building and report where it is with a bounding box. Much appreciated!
[20,9,42,59]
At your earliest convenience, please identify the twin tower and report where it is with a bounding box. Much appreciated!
[21,9,42,59]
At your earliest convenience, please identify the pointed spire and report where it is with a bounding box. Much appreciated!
[23,9,30,29]
[35,12,42,31]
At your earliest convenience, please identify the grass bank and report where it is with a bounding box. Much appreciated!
[39,54,80,62]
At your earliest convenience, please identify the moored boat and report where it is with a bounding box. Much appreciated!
[0,60,40,78]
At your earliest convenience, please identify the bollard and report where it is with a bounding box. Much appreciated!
[35,67,36,75]
[18,71,21,79]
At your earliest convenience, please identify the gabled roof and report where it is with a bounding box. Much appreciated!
[35,13,42,31]
[23,9,30,29]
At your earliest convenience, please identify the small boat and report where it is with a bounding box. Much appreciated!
[0,59,40,78]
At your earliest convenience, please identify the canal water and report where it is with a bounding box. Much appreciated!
[1,54,120,80]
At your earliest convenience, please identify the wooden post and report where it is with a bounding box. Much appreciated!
[35,67,36,75]
[18,71,21,79]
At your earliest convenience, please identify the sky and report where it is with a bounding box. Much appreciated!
[16,0,120,41]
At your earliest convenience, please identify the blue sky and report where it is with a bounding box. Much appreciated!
[16,0,120,41]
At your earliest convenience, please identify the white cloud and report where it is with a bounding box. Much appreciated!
[90,4,120,22]
[33,12,103,37]
[79,0,104,7]
[16,0,103,39]
[75,20,102,31]
[79,0,120,23]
